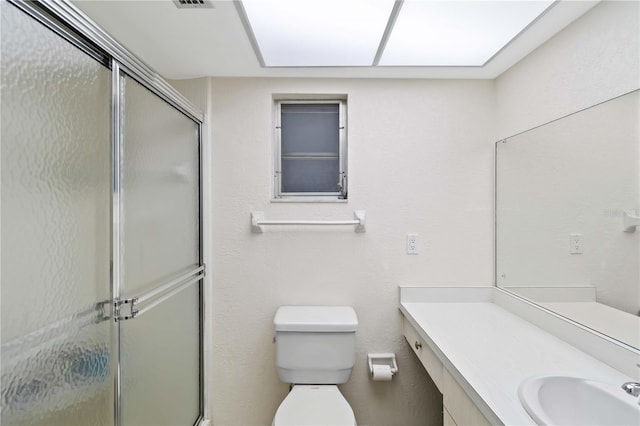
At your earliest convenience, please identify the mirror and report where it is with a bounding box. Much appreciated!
[496,90,639,349]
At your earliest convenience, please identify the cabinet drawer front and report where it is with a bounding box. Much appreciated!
[403,318,444,392]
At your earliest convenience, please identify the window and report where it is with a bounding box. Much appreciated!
[274,99,347,200]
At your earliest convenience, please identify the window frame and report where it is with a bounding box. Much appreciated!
[273,98,348,201]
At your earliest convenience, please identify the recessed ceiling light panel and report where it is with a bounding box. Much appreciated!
[241,0,396,67]
[379,0,555,66]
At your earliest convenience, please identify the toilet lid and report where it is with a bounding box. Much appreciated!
[273,385,356,426]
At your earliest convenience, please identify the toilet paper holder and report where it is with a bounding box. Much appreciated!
[368,353,398,377]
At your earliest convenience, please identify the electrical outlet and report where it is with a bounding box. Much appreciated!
[570,233,583,254]
[407,233,419,255]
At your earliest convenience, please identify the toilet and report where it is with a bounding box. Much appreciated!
[272,305,358,426]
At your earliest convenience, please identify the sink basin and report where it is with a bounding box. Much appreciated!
[519,375,640,425]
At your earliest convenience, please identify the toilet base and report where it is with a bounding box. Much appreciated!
[272,385,356,426]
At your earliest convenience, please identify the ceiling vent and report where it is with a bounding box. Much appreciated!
[173,0,214,9]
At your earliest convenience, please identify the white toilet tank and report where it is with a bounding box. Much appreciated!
[274,306,357,384]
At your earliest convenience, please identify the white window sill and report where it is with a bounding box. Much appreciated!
[271,197,348,204]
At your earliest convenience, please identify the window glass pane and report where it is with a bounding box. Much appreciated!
[281,104,339,155]
[282,158,340,193]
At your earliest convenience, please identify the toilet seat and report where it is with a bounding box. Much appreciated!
[273,385,356,426]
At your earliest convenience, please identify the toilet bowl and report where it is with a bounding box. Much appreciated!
[273,385,356,426]
[272,306,358,426]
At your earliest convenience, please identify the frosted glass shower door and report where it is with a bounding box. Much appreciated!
[117,75,202,426]
[1,2,114,425]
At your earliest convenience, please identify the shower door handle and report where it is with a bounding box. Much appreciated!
[115,265,205,321]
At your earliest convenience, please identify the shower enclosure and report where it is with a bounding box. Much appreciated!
[1,1,205,425]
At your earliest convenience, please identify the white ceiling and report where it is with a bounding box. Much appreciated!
[72,0,599,80]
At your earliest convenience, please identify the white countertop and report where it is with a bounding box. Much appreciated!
[400,298,635,425]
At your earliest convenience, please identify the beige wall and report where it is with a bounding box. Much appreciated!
[207,77,495,425]
[495,0,640,139]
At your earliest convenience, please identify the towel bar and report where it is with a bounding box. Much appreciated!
[251,211,366,233]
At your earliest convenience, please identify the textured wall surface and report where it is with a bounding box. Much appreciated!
[495,0,640,139]
[207,78,495,425]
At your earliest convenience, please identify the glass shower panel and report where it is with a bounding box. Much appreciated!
[118,74,202,424]
[120,77,200,298]
[120,284,201,426]
[1,2,113,425]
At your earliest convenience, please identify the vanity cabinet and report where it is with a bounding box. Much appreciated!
[403,318,491,426]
